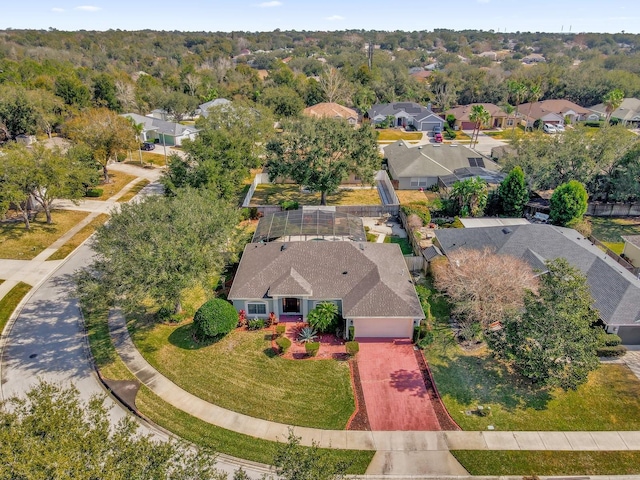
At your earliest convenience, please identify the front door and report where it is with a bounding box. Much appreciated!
[282,298,301,313]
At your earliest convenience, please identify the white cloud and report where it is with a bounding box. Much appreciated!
[477,0,490,3]
[51,7,65,12]
[325,15,345,21]
[257,1,282,7]
[75,5,102,11]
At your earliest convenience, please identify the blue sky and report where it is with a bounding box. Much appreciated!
[2,1,638,33]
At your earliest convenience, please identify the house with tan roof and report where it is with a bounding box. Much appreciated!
[517,99,591,128]
[444,103,511,130]
[302,102,359,125]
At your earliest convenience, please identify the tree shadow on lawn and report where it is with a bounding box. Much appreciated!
[429,351,552,412]
[167,323,226,351]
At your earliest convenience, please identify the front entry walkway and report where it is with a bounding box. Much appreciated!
[356,339,441,431]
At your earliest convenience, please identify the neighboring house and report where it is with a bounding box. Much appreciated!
[198,98,231,118]
[444,103,510,130]
[384,141,505,189]
[588,98,640,126]
[367,102,444,132]
[410,70,433,83]
[121,113,198,147]
[517,99,591,128]
[622,235,640,268]
[522,53,546,64]
[477,51,498,61]
[302,102,359,125]
[228,213,424,339]
[433,224,640,344]
[147,109,171,121]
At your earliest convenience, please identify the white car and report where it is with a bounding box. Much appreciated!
[543,123,557,134]
[555,124,566,133]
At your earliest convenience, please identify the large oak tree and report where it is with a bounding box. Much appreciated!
[265,117,380,205]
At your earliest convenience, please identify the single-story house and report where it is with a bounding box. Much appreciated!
[522,53,546,64]
[302,102,359,125]
[121,113,198,147]
[444,103,510,130]
[588,98,640,126]
[517,99,591,128]
[433,224,640,344]
[622,235,640,268]
[198,98,231,118]
[384,140,504,190]
[228,240,425,339]
[367,102,444,132]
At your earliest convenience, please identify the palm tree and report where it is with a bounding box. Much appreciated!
[127,118,145,166]
[525,84,542,131]
[469,104,490,149]
[501,103,516,131]
[508,81,527,133]
[603,88,624,126]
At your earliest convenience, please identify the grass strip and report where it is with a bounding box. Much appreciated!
[48,214,110,261]
[117,180,151,203]
[452,450,640,476]
[0,282,32,333]
[136,386,373,474]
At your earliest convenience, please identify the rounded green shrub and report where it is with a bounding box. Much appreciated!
[193,298,238,339]
[275,324,286,336]
[305,342,320,357]
[596,345,627,357]
[275,336,291,353]
[85,188,103,198]
[345,341,359,356]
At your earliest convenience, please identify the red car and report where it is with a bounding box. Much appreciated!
[434,132,443,143]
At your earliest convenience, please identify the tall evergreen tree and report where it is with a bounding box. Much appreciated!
[498,166,529,217]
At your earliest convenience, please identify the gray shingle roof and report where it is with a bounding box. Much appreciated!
[368,102,440,122]
[121,113,197,137]
[435,225,640,326]
[384,141,502,181]
[229,241,424,319]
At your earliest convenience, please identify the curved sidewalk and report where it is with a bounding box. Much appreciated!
[109,310,640,453]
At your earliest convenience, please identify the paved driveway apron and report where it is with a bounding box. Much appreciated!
[356,339,441,431]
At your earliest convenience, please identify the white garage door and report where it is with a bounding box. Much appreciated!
[354,318,413,339]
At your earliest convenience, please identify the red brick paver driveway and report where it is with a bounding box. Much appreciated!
[356,338,441,431]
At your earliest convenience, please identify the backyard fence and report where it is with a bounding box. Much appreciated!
[587,203,640,217]
[404,255,424,273]
[588,235,640,276]
[241,173,270,208]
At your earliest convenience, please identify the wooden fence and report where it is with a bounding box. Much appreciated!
[404,255,424,273]
[588,235,640,276]
[587,203,640,217]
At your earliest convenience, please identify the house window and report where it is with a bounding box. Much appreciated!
[410,178,428,187]
[247,303,266,315]
[506,119,514,126]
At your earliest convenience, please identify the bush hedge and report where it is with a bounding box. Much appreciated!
[345,341,359,356]
[247,318,266,330]
[401,202,431,226]
[280,200,299,211]
[599,333,622,347]
[305,342,320,357]
[596,345,627,357]
[275,324,286,336]
[275,336,291,354]
[193,299,238,339]
[85,188,103,197]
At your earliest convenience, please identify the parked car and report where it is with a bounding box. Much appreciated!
[555,124,566,133]
[434,132,443,143]
[433,125,442,134]
[543,123,557,134]
[141,142,155,151]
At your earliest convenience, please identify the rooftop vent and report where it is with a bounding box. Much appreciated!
[502,228,512,234]
[359,243,365,250]
[342,271,348,275]
[418,146,422,149]
[281,244,287,251]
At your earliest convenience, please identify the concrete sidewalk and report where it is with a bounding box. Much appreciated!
[109,310,640,453]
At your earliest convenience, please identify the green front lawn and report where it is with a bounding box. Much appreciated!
[422,279,640,431]
[0,210,89,260]
[130,322,355,429]
[81,305,371,472]
[452,451,640,476]
[590,216,640,254]
[250,184,380,206]
[91,172,138,200]
[376,129,423,141]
